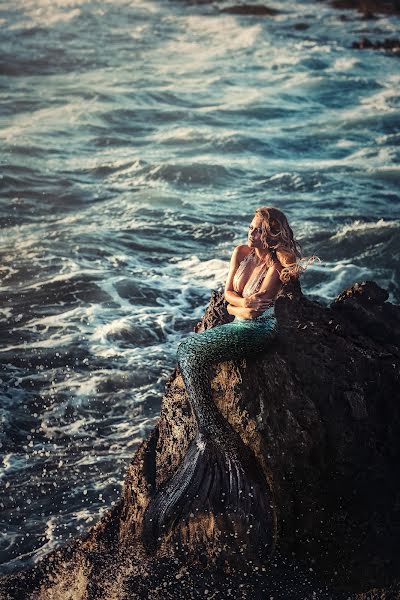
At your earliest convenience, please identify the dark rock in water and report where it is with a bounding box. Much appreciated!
[353,36,374,48]
[1,281,400,599]
[329,0,400,16]
[104,322,165,346]
[293,22,310,30]
[220,4,278,16]
[352,37,400,52]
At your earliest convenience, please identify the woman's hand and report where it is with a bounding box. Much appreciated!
[243,291,273,311]
[248,306,268,318]
[227,303,271,320]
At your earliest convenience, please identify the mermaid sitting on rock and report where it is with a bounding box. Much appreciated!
[143,206,314,555]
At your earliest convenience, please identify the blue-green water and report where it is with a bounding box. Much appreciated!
[0,0,399,574]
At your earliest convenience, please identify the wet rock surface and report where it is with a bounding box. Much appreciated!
[1,280,399,599]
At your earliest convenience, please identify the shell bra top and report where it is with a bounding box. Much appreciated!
[233,247,281,299]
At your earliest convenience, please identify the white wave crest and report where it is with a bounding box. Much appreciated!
[331,219,399,240]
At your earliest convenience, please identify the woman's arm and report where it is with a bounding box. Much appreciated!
[227,304,264,320]
[224,245,248,308]
[224,247,283,309]
[252,262,283,302]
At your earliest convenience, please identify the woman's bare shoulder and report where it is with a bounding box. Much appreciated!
[232,244,252,259]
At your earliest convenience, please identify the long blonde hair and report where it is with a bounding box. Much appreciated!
[254,206,318,283]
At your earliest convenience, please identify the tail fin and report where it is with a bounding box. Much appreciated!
[142,432,275,557]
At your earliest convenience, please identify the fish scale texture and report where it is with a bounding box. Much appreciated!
[143,307,278,552]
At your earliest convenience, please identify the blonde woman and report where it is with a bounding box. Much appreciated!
[225,206,303,322]
[143,207,308,555]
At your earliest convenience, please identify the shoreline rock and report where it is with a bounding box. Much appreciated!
[1,281,399,599]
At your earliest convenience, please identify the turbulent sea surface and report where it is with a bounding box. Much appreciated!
[0,0,399,574]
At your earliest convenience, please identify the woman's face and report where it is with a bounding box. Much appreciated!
[247,214,265,249]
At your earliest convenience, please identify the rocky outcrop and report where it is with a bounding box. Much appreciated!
[1,281,399,599]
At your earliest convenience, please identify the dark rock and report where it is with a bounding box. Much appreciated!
[362,10,377,18]
[332,281,400,346]
[194,287,233,332]
[330,0,400,16]
[293,22,310,30]
[352,37,400,51]
[352,36,374,48]
[334,280,389,305]
[220,4,278,16]
[1,280,400,599]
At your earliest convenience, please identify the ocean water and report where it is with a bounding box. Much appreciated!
[0,0,399,574]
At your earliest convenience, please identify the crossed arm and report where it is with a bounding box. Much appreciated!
[224,246,282,320]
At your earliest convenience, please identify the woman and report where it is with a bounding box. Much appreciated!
[225,205,302,320]
[143,207,304,556]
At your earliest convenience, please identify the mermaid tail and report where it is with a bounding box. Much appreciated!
[142,431,275,552]
[143,307,278,554]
